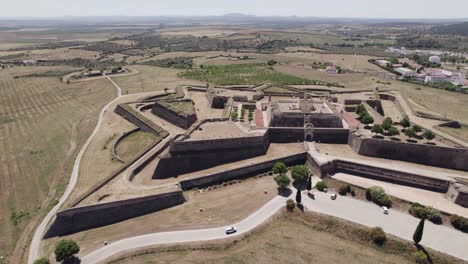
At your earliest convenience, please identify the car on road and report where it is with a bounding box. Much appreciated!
[225,226,237,235]
[382,206,389,214]
[330,193,337,200]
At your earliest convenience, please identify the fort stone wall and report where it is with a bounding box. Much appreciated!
[151,101,197,129]
[180,152,307,190]
[348,133,468,171]
[45,191,185,238]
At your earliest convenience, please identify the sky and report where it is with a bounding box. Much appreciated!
[1,0,467,19]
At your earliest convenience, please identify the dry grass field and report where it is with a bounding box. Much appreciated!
[110,65,205,94]
[41,176,279,257]
[111,211,458,264]
[115,131,160,161]
[0,67,116,261]
[437,125,468,142]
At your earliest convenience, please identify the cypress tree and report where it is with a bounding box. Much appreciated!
[413,217,425,244]
[296,188,302,204]
[306,175,312,192]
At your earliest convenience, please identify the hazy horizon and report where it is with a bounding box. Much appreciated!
[1,0,468,20]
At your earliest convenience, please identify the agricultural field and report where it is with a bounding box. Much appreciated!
[0,66,116,261]
[179,63,327,86]
[111,211,458,264]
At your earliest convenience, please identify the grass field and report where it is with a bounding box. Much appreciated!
[41,175,279,257]
[179,63,323,86]
[437,125,468,142]
[111,211,459,264]
[0,66,116,262]
[115,130,160,161]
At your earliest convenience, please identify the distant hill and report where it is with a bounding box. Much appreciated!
[433,21,468,36]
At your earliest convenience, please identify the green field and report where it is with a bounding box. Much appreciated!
[179,63,322,85]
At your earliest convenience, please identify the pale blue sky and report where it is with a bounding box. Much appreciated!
[1,0,467,19]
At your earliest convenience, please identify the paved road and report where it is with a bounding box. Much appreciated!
[81,192,468,264]
[28,77,122,263]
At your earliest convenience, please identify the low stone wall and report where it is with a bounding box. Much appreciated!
[180,152,307,190]
[112,128,140,163]
[455,189,468,208]
[45,191,185,238]
[349,133,468,171]
[330,159,450,192]
[151,100,197,129]
[114,104,168,136]
[171,135,267,153]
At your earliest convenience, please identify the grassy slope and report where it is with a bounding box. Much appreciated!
[111,211,460,264]
[0,67,115,262]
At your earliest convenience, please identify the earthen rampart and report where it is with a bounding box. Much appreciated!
[151,100,197,129]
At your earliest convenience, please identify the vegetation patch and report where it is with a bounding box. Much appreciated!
[142,57,193,69]
[179,63,323,85]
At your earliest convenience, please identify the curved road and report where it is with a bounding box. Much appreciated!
[28,77,122,263]
[82,192,468,264]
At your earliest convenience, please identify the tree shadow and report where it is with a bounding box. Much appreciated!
[64,256,81,264]
[415,244,433,264]
[297,203,305,212]
[292,180,306,191]
[307,192,315,200]
[277,187,292,197]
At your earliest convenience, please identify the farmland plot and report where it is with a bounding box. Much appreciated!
[0,69,115,262]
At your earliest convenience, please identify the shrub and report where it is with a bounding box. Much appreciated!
[412,250,428,264]
[272,162,287,174]
[338,185,348,196]
[286,199,295,211]
[316,181,327,192]
[360,113,374,125]
[230,111,238,120]
[425,207,443,224]
[365,189,372,201]
[33,258,50,264]
[409,203,427,218]
[382,117,393,130]
[367,186,392,207]
[388,126,400,136]
[412,124,423,133]
[274,173,291,189]
[401,116,410,128]
[450,215,468,233]
[370,227,387,246]
[345,184,352,193]
[291,165,309,182]
[371,124,383,134]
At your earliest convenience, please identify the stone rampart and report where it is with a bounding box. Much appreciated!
[348,133,468,171]
[330,159,450,192]
[45,191,185,238]
[268,127,349,144]
[151,100,197,129]
[180,152,307,190]
[114,104,168,136]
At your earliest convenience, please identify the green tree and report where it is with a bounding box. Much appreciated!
[272,162,287,174]
[370,227,387,246]
[316,181,327,192]
[360,113,374,125]
[55,239,80,263]
[295,188,302,204]
[291,165,309,182]
[405,127,417,140]
[355,104,366,115]
[286,199,295,211]
[413,217,425,244]
[33,258,50,264]
[423,130,435,142]
[388,126,400,136]
[401,117,410,128]
[274,173,291,189]
[382,117,393,131]
[371,124,384,134]
[412,124,423,133]
[306,175,312,192]
[230,111,238,120]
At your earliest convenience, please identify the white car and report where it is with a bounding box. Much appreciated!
[382,206,389,214]
[225,226,237,235]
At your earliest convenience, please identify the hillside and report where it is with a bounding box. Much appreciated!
[433,21,468,36]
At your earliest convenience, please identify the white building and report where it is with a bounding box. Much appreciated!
[375,60,391,67]
[395,67,415,78]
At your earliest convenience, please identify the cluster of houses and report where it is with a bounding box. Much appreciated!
[375,59,467,88]
[385,47,467,58]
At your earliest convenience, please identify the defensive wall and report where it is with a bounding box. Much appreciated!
[348,133,468,172]
[180,152,307,190]
[114,104,169,137]
[268,127,349,144]
[151,99,197,129]
[45,191,185,238]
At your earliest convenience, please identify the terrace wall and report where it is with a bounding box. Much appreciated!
[45,191,185,238]
[348,133,468,171]
[180,152,307,190]
[151,101,197,129]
